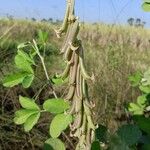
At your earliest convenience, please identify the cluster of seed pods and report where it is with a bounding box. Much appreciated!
[55,0,96,149]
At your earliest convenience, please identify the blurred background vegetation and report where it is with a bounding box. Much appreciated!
[1,18,150,149]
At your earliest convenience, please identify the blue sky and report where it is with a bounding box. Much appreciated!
[0,0,150,26]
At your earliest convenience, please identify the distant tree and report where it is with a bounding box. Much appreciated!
[48,18,53,23]
[41,18,47,22]
[135,18,141,27]
[31,18,36,22]
[127,18,134,26]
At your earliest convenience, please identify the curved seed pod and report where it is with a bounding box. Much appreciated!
[64,46,72,61]
[68,0,75,20]
[57,61,72,79]
[72,112,82,130]
[86,124,92,148]
[55,0,70,37]
[76,64,81,98]
[74,93,82,113]
[61,19,79,54]
[65,85,75,100]
[69,52,79,84]
[81,113,87,134]
[84,103,92,116]
[82,78,89,99]
[68,19,79,44]
[79,50,94,81]
[87,115,95,130]
[60,23,73,53]
[68,98,76,114]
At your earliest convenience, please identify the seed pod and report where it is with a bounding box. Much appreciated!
[76,64,81,97]
[69,52,79,84]
[64,46,72,61]
[60,23,73,53]
[68,0,75,20]
[86,124,91,148]
[82,78,89,99]
[65,85,75,100]
[81,114,87,134]
[68,20,79,43]
[72,111,82,130]
[87,115,95,130]
[79,47,94,81]
[55,0,70,37]
[68,98,76,114]
[57,61,72,79]
[74,93,82,113]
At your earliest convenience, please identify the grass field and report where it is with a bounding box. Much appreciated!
[1,19,150,149]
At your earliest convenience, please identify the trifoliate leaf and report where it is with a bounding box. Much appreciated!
[139,85,150,94]
[14,109,38,125]
[137,95,147,106]
[128,103,144,115]
[24,112,40,132]
[18,50,35,65]
[19,96,40,110]
[44,138,65,150]
[15,54,34,74]
[43,98,70,114]
[3,72,28,87]
[50,113,73,138]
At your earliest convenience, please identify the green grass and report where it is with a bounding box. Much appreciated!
[1,19,150,149]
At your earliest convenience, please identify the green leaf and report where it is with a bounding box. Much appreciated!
[15,54,34,74]
[44,138,65,150]
[50,113,73,138]
[95,124,107,143]
[19,96,40,110]
[38,30,48,44]
[117,124,142,146]
[3,72,28,87]
[24,112,40,132]
[91,141,101,150]
[134,116,150,135]
[128,71,142,87]
[128,103,144,115]
[51,75,68,86]
[139,85,150,94]
[137,95,147,106]
[142,2,150,12]
[43,98,70,114]
[22,74,34,88]
[18,50,35,65]
[14,109,38,125]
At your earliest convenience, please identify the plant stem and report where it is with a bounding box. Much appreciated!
[33,39,58,98]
